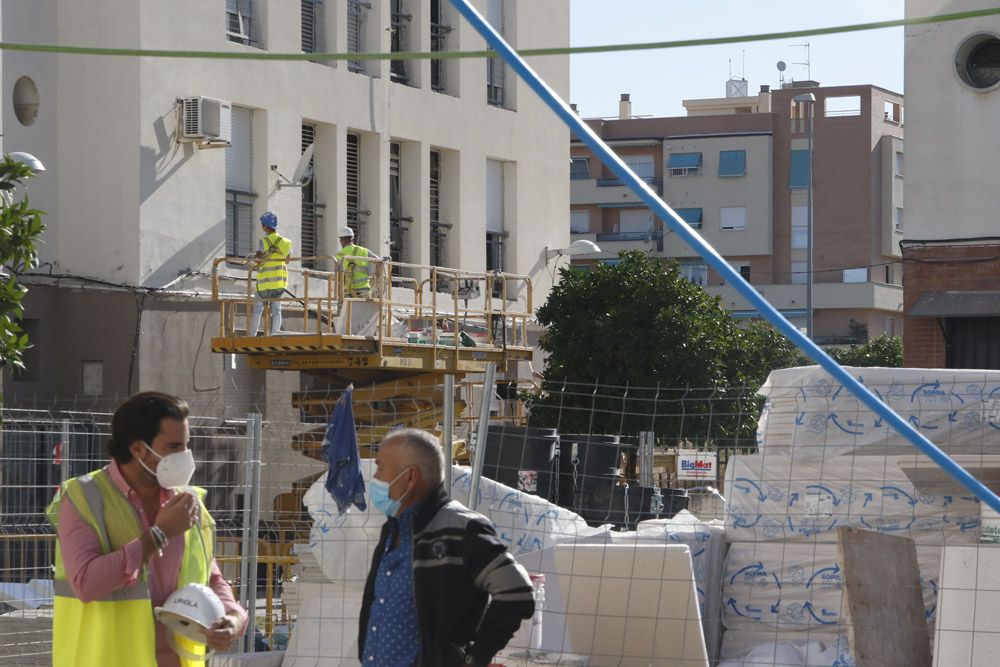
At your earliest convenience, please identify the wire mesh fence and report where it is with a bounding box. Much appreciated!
[0,367,997,665]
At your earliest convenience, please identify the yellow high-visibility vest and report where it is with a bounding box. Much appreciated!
[335,243,371,293]
[257,232,292,292]
[46,468,216,667]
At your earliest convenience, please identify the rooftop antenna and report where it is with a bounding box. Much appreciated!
[776,60,787,87]
[789,41,811,81]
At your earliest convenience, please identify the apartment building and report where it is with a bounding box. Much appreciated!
[570,84,905,344]
[902,0,1000,369]
[1,0,570,409]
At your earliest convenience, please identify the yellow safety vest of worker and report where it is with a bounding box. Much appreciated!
[256,230,292,293]
[46,468,216,667]
[336,243,372,294]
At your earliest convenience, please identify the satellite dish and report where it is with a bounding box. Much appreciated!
[291,144,315,184]
[776,61,787,72]
[275,144,315,189]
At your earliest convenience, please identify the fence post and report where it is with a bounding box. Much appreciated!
[443,374,455,491]
[60,419,71,483]
[638,431,655,488]
[240,412,263,653]
[469,363,497,512]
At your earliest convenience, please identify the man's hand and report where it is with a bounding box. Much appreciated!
[201,612,242,651]
[155,492,199,539]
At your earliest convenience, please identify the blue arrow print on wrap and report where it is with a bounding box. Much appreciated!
[804,601,838,625]
[734,477,767,502]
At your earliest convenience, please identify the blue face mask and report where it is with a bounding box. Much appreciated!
[370,467,412,518]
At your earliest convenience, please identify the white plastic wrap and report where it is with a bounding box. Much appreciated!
[724,453,981,544]
[721,540,941,632]
[718,631,854,667]
[756,366,1000,458]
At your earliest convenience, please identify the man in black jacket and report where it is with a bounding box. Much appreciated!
[359,428,535,667]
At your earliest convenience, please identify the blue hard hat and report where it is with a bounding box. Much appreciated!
[260,211,278,229]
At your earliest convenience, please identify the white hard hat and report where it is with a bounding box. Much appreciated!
[154,583,225,659]
[338,226,355,239]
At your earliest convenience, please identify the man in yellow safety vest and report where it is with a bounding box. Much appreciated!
[47,392,246,666]
[334,226,380,298]
[249,211,292,335]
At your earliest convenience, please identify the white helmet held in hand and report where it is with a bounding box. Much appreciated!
[154,583,225,660]
[338,226,355,239]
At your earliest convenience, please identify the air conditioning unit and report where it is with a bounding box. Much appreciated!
[179,97,232,147]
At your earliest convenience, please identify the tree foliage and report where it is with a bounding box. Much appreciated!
[825,334,903,368]
[527,252,802,443]
[0,156,45,376]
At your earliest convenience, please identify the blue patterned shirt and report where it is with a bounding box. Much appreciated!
[364,505,420,666]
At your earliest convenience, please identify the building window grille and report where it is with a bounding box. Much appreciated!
[346,133,367,239]
[570,157,590,180]
[226,190,256,257]
[300,123,323,269]
[347,0,370,73]
[390,0,413,84]
[389,143,411,275]
[486,158,506,296]
[486,0,506,106]
[430,0,452,93]
[226,106,255,258]
[226,0,255,45]
[301,0,324,54]
[429,150,450,267]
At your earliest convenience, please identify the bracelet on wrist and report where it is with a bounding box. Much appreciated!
[149,525,169,555]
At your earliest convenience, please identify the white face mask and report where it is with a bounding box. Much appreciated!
[139,443,196,489]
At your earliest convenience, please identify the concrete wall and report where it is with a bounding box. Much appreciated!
[905,0,1000,239]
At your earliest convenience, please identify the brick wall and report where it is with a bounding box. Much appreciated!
[902,243,1000,367]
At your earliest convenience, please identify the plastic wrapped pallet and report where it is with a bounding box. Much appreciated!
[721,540,941,632]
[756,365,1000,458]
[718,630,854,667]
[724,453,981,544]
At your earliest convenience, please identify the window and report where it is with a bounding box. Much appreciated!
[791,261,807,285]
[894,207,904,233]
[486,159,506,290]
[430,150,449,267]
[390,0,413,85]
[389,142,409,271]
[570,210,590,234]
[789,150,810,188]
[720,206,747,231]
[679,262,707,286]
[824,95,861,117]
[301,123,323,269]
[226,106,254,257]
[792,206,808,249]
[718,150,746,177]
[956,35,1000,90]
[346,132,366,237]
[623,155,655,182]
[667,152,701,177]
[843,268,868,283]
[430,0,452,93]
[884,101,903,124]
[894,151,904,178]
[226,0,255,45]
[347,0,369,73]
[674,207,702,228]
[570,157,590,180]
[486,0,506,106]
[618,209,652,234]
[301,0,324,53]
[737,263,752,281]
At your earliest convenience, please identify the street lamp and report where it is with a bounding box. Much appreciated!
[793,93,816,339]
[544,239,602,261]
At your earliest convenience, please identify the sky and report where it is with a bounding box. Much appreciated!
[569,0,905,118]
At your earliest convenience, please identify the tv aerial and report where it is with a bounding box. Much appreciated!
[274,143,315,189]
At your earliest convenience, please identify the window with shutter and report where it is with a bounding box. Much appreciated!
[430,150,449,267]
[430,0,452,93]
[720,206,747,231]
[389,143,407,273]
[486,159,505,285]
[347,0,369,73]
[486,0,506,106]
[226,0,255,46]
[390,0,413,85]
[301,123,323,269]
[225,106,255,257]
[346,133,365,239]
[301,0,324,54]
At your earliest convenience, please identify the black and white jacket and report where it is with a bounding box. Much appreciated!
[359,483,535,666]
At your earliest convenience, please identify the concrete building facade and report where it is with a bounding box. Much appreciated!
[1,0,570,408]
[903,0,1000,368]
[570,84,905,344]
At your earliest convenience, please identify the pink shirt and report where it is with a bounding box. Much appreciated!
[57,461,247,667]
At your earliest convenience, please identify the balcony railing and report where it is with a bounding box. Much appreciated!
[596,176,661,188]
[596,231,664,242]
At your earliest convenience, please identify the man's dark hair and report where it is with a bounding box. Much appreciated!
[108,391,189,464]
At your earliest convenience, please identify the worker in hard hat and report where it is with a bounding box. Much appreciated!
[47,392,247,666]
[334,226,380,298]
[248,211,292,335]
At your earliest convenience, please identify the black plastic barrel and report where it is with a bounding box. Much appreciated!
[557,434,623,513]
[481,425,560,502]
[577,484,689,531]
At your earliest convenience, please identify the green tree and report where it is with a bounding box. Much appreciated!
[826,334,903,368]
[527,252,802,444]
[0,155,45,379]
